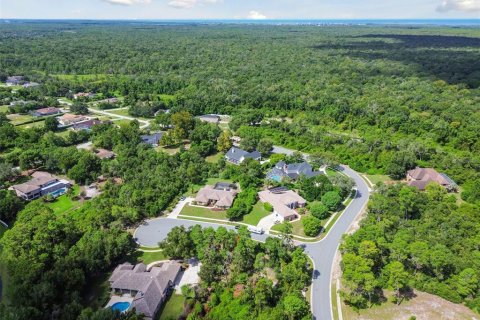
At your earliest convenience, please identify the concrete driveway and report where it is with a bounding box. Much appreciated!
[175,258,201,294]
[168,197,193,219]
[257,213,280,232]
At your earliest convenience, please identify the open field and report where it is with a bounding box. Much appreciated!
[179,204,228,220]
[343,290,478,320]
[241,201,271,226]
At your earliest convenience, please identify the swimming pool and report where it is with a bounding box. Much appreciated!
[49,188,66,198]
[111,301,131,312]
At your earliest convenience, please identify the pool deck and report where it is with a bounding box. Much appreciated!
[104,295,134,310]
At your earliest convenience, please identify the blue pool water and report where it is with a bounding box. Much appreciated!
[111,302,131,312]
[49,188,66,198]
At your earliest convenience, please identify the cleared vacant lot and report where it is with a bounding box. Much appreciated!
[343,290,478,320]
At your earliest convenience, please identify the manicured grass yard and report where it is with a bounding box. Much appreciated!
[179,204,228,220]
[366,174,393,185]
[17,120,45,129]
[0,105,9,113]
[106,108,130,117]
[7,113,33,125]
[47,185,82,215]
[158,293,185,320]
[205,152,222,163]
[271,212,329,238]
[136,250,167,264]
[157,146,181,155]
[113,119,133,126]
[241,201,271,226]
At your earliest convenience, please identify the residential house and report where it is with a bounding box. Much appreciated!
[96,97,119,104]
[195,184,238,209]
[11,171,71,201]
[31,107,62,117]
[95,148,116,160]
[5,76,24,86]
[22,82,40,88]
[267,161,321,182]
[197,114,220,124]
[108,261,181,320]
[57,114,88,127]
[258,187,307,221]
[406,167,457,191]
[141,132,164,147]
[72,119,103,131]
[73,92,95,99]
[225,147,261,165]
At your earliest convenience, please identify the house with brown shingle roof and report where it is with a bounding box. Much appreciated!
[194,183,238,209]
[108,261,181,320]
[406,167,457,191]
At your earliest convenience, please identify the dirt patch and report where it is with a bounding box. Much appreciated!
[343,290,479,320]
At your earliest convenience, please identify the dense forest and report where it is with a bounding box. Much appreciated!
[341,183,480,312]
[0,21,479,318]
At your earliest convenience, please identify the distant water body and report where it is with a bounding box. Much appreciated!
[1,19,479,27]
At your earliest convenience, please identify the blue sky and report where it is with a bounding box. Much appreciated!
[1,0,479,19]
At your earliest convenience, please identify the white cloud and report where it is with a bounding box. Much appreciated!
[168,0,222,9]
[102,0,151,5]
[247,10,267,19]
[437,0,480,12]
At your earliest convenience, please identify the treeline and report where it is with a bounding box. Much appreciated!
[340,183,480,312]
[159,225,312,320]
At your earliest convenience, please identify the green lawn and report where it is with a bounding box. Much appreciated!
[206,152,222,163]
[47,186,82,215]
[106,108,130,117]
[271,211,329,238]
[157,146,181,155]
[241,201,271,226]
[366,174,393,185]
[158,294,185,320]
[0,105,9,113]
[179,204,228,220]
[17,120,45,129]
[113,119,133,126]
[136,250,167,264]
[7,113,33,125]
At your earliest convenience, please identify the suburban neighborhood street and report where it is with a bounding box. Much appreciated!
[134,156,370,320]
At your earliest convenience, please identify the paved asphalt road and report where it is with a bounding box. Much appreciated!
[134,146,370,320]
[303,165,370,320]
[134,218,269,247]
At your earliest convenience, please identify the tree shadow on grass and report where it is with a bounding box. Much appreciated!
[312,34,480,88]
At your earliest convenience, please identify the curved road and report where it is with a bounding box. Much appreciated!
[303,165,370,320]
[135,155,370,320]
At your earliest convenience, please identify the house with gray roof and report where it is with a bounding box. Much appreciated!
[11,171,71,200]
[108,261,182,319]
[141,132,164,147]
[225,147,261,165]
[267,161,321,182]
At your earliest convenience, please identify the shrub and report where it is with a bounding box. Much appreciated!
[321,191,342,211]
[309,202,330,219]
[263,202,273,212]
[302,216,322,237]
